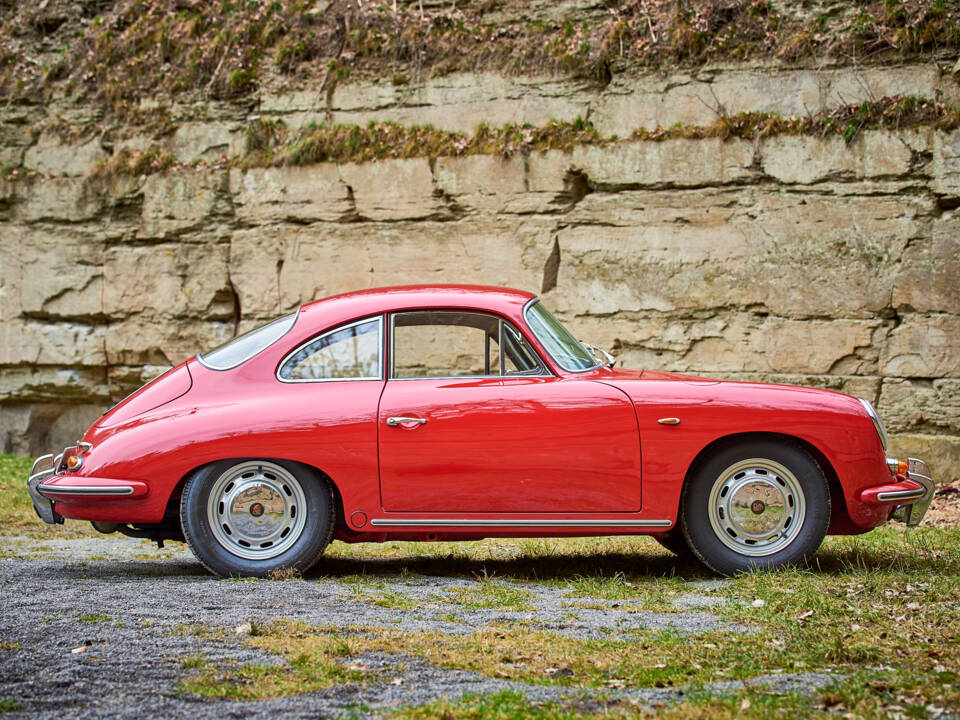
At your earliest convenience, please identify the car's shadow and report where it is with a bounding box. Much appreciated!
[27,539,949,583]
[307,549,710,582]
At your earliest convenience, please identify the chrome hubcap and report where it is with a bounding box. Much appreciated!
[207,462,307,560]
[708,458,805,557]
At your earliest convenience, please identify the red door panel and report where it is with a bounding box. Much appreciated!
[378,377,642,513]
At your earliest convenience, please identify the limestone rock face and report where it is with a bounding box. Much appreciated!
[139,171,231,239]
[23,132,106,177]
[760,132,913,184]
[2,62,959,483]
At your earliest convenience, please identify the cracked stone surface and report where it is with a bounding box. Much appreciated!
[0,535,835,719]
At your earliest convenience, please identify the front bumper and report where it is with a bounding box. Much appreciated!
[859,457,934,526]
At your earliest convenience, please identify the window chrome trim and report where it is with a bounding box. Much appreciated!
[198,307,301,371]
[522,297,601,374]
[388,310,549,381]
[276,315,384,384]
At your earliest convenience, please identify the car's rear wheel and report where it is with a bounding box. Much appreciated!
[181,459,334,577]
[680,440,830,576]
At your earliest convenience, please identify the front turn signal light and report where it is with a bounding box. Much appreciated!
[886,457,909,475]
[66,454,83,471]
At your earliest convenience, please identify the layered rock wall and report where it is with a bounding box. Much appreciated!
[2,62,959,482]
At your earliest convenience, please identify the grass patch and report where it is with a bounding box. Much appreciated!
[345,582,420,611]
[389,688,818,720]
[77,614,111,623]
[444,580,535,612]
[181,525,958,717]
[180,654,211,670]
[0,453,98,538]
[180,620,370,700]
[0,697,21,713]
[167,623,220,638]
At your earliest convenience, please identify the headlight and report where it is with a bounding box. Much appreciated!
[858,398,889,451]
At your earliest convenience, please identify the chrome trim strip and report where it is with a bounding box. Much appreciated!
[37,484,135,497]
[876,488,927,502]
[276,315,384,384]
[78,442,94,454]
[370,518,672,528]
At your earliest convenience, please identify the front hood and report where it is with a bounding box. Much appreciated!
[602,367,720,384]
[602,368,862,415]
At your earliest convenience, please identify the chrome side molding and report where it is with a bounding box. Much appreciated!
[370,518,671,528]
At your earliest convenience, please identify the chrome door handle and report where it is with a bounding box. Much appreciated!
[386,416,427,427]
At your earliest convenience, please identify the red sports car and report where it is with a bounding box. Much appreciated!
[27,285,933,576]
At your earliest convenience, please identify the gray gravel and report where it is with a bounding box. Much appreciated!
[0,535,834,718]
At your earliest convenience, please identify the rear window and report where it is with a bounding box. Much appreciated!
[198,310,298,371]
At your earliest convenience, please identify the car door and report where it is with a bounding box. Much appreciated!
[377,310,643,513]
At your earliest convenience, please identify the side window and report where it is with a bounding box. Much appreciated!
[502,323,543,375]
[393,312,500,378]
[278,317,382,381]
[391,311,545,379]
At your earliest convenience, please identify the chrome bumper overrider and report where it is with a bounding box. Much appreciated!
[27,453,62,525]
[890,458,934,526]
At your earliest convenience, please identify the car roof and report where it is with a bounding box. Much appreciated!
[298,284,538,325]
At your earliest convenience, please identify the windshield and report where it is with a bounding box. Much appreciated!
[523,300,598,372]
[198,310,298,371]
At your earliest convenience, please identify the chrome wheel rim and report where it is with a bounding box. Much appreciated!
[708,458,805,557]
[206,461,307,561]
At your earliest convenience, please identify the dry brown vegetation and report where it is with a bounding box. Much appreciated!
[1,0,958,119]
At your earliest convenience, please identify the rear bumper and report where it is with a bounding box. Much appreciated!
[26,448,147,525]
[27,454,62,525]
[859,457,934,526]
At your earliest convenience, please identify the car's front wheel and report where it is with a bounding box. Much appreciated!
[180,459,334,577]
[680,440,830,576]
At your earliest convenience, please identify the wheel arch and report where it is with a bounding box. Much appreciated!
[681,431,846,530]
[165,457,345,529]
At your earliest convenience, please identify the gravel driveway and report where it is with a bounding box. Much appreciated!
[0,536,834,718]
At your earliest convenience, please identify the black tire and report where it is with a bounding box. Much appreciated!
[680,440,830,576]
[652,531,694,558]
[180,459,334,578]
